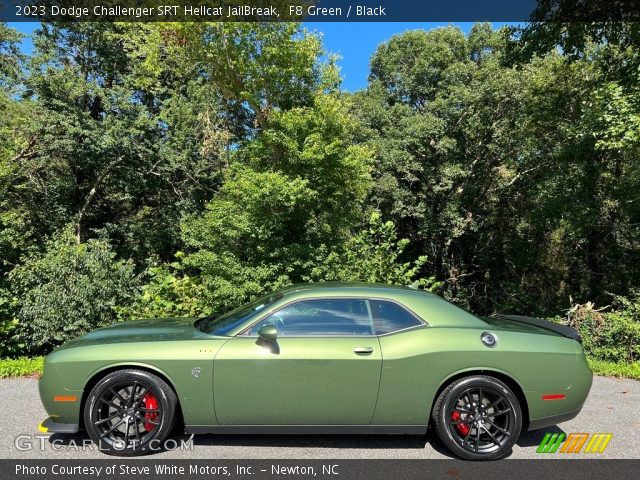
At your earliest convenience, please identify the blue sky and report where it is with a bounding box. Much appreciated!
[305,22,497,90]
[8,22,513,91]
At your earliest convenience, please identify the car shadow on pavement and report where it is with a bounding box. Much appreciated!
[46,432,96,451]
[47,426,562,458]
[182,432,432,450]
[45,432,178,456]
[516,425,566,448]
[174,430,462,458]
[46,430,437,456]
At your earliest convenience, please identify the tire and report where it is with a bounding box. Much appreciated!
[84,369,177,456]
[431,375,522,460]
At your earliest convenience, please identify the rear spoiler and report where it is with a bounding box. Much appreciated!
[499,315,581,341]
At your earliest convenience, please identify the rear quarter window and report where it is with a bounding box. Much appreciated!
[370,300,422,335]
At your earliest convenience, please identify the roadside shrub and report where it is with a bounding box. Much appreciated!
[0,356,43,378]
[116,256,207,320]
[0,289,21,356]
[559,296,640,363]
[10,228,139,354]
[123,211,438,320]
[122,253,295,321]
[587,358,640,381]
[303,211,440,290]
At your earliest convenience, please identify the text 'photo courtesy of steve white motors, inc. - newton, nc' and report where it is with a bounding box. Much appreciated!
[14,462,337,477]
[15,4,387,19]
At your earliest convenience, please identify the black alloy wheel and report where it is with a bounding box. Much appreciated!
[432,375,522,460]
[84,369,177,456]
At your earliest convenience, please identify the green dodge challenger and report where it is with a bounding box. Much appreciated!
[39,283,592,460]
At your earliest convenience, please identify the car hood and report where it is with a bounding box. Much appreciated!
[56,317,205,350]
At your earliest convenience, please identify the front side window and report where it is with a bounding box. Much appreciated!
[248,299,373,336]
[204,292,283,335]
[369,299,422,334]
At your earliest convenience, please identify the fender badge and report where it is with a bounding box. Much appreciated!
[191,367,201,378]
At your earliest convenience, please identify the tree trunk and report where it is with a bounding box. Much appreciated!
[76,156,124,244]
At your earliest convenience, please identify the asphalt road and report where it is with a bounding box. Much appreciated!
[1,376,638,459]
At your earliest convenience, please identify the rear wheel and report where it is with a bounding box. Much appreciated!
[432,375,522,460]
[84,369,177,456]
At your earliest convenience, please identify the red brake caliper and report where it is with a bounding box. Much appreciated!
[451,411,470,436]
[142,392,159,432]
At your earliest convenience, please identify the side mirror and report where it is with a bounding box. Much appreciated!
[258,324,277,342]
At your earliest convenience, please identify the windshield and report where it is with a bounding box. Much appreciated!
[202,292,283,335]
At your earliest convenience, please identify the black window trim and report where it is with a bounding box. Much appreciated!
[237,296,428,338]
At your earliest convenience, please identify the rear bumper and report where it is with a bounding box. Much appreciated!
[527,408,581,431]
[38,417,79,434]
[526,345,592,431]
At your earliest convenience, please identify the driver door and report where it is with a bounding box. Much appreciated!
[213,298,382,425]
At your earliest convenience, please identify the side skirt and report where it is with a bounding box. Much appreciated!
[185,425,428,435]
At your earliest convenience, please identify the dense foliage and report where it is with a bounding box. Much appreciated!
[10,229,137,353]
[0,21,638,364]
[356,24,640,315]
[560,295,640,364]
[0,356,43,378]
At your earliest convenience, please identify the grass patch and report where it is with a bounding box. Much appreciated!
[0,357,44,378]
[587,358,640,381]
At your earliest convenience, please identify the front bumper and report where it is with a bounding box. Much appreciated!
[38,358,83,426]
[38,417,79,434]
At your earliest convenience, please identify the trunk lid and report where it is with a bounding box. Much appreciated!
[483,315,580,341]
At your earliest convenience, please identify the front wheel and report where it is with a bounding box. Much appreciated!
[84,369,177,456]
[431,375,522,460]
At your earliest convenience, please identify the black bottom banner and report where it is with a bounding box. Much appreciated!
[1,459,637,480]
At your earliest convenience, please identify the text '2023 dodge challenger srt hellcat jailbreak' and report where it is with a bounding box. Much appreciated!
[38,283,592,460]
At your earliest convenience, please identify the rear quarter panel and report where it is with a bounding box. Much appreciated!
[373,326,578,425]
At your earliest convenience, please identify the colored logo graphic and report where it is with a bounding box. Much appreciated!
[536,432,612,454]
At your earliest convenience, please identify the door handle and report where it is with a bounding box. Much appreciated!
[353,346,374,355]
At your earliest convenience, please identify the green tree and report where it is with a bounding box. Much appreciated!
[2,23,226,267]
[174,22,334,130]
[357,24,640,315]
[0,23,22,87]
[176,92,373,314]
[121,24,436,319]
[0,23,32,271]
[0,23,31,354]
[303,211,439,289]
[10,228,138,353]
